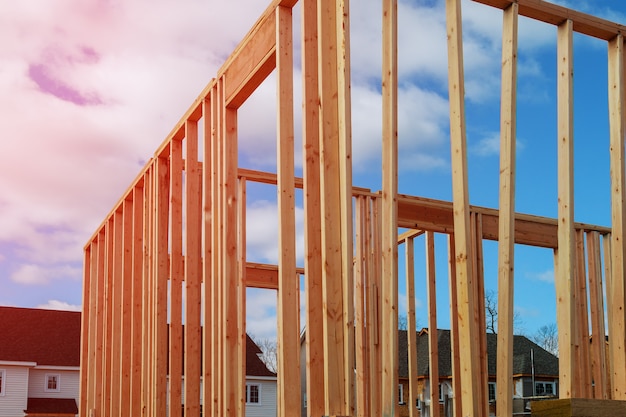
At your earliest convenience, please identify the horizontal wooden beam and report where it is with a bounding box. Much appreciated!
[238,168,374,196]
[397,194,611,248]
[473,0,625,41]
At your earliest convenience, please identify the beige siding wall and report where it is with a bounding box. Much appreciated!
[245,378,277,417]
[28,368,79,403]
[0,365,29,417]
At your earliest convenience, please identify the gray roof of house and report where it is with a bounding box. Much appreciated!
[398,329,559,379]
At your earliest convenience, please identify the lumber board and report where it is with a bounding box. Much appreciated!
[155,155,169,417]
[201,98,214,417]
[608,33,626,399]
[425,232,440,417]
[496,4,518,416]
[355,197,370,417]
[398,194,610,248]
[381,0,399,415]
[318,0,348,413]
[555,19,575,398]
[211,82,223,416]
[119,198,134,414]
[472,0,626,40]
[404,236,418,417]
[185,120,202,417]
[98,226,109,415]
[110,209,123,416]
[472,214,488,415]
[575,230,591,398]
[140,168,153,417]
[169,137,183,417]
[276,6,301,416]
[370,197,383,416]
[130,185,144,416]
[531,398,626,416]
[337,0,355,412]
[447,234,463,417]
[222,91,241,414]
[587,231,608,399]
[445,0,483,413]
[237,178,247,417]
[79,245,91,417]
[224,10,276,108]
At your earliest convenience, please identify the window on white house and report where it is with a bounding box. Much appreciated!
[438,383,444,402]
[246,383,260,405]
[398,384,404,404]
[535,382,555,396]
[416,398,422,409]
[488,382,496,402]
[0,369,5,396]
[45,374,60,392]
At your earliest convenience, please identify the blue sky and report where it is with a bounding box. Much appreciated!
[1,0,625,340]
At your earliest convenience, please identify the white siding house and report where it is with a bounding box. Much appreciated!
[244,376,277,417]
[0,364,33,417]
[0,307,81,417]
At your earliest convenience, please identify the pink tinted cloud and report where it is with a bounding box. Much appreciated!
[27,45,103,105]
[0,0,272,309]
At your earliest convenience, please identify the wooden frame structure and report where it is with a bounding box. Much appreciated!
[79,0,626,416]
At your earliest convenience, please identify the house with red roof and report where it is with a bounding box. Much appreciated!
[0,306,81,417]
[0,306,277,417]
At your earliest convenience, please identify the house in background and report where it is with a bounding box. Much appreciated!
[398,329,559,417]
[0,306,277,417]
[240,334,278,417]
[0,306,81,417]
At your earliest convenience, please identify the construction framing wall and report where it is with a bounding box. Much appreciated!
[79,0,626,416]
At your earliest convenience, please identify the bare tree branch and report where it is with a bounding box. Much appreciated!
[251,335,278,373]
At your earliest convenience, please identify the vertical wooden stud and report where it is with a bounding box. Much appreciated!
[556,18,575,399]
[102,219,113,416]
[185,119,203,417]
[382,0,399,414]
[496,3,518,416]
[302,1,325,416]
[369,196,383,417]
[608,33,626,399]
[576,230,592,398]
[318,0,350,413]
[237,178,247,417]
[276,6,301,417]
[337,0,355,413]
[405,237,418,417]
[222,76,242,415]
[587,231,608,399]
[170,137,184,417]
[426,232,440,417]
[79,245,91,417]
[155,154,170,417]
[131,184,144,416]
[448,234,463,417]
[120,197,134,414]
[445,0,482,414]
[202,96,214,417]
[355,197,370,417]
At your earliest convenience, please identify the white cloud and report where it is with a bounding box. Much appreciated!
[11,263,82,286]
[37,299,82,312]
[245,200,305,265]
[526,269,554,284]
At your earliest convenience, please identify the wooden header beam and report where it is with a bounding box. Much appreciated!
[398,194,610,248]
[473,0,626,40]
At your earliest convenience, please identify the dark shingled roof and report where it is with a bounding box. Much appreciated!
[168,327,276,377]
[25,397,78,415]
[399,329,558,378]
[245,333,276,377]
[0,306,81,367]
